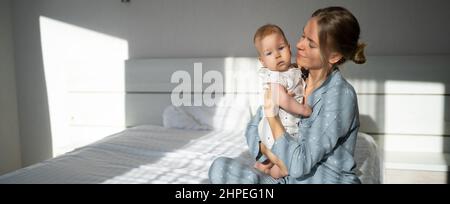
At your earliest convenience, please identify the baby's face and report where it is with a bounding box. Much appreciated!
[258,33,291,72]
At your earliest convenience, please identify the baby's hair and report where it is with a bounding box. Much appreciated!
[253,24,288,55]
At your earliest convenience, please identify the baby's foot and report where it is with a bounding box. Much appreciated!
[269,165,288,179]
[254,161,274,173]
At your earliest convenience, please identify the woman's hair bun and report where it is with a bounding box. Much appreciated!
[352,42,366,64]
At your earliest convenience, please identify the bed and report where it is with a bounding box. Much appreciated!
[0,125,381,184]
[0,58,382,184]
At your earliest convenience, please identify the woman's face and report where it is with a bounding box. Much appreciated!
[296,17,324,70]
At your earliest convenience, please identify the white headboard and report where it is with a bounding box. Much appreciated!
[125,58,263,127]
[125,56,450,153]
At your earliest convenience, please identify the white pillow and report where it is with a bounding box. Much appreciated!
[162,95,251,131]
[162,106,212,130]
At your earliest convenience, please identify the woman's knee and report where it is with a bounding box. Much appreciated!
[208,157,232,183]
[210,157,230,170]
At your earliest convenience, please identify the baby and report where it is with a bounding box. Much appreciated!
[253,24,312,178]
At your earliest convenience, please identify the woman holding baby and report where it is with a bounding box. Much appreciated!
[209,6,366,184]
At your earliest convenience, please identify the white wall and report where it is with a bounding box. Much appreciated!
[0,0,21,174]
[10,0,450,167]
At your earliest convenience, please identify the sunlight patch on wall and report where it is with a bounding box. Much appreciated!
[384,80,446,95]
[384,80,445,136]
[223,57,261,113]
[39,16,129,156]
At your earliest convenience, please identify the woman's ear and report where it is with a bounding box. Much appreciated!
[328,52,343,65]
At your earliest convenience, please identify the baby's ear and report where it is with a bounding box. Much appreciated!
[258,57,265,67]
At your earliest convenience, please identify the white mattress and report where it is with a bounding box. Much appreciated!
[0,125,382,184]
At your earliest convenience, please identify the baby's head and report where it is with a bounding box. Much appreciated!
[254,24,292,72]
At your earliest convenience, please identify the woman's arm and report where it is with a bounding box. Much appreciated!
[265,85,359,178]
[244,107,267,163]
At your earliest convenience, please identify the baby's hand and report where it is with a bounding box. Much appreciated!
[301,104,312,117]
[287,91,295,97]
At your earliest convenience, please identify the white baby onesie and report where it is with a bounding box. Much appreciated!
[258,66,305,149]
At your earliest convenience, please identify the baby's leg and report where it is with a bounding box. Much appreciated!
[262,145,289,176]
